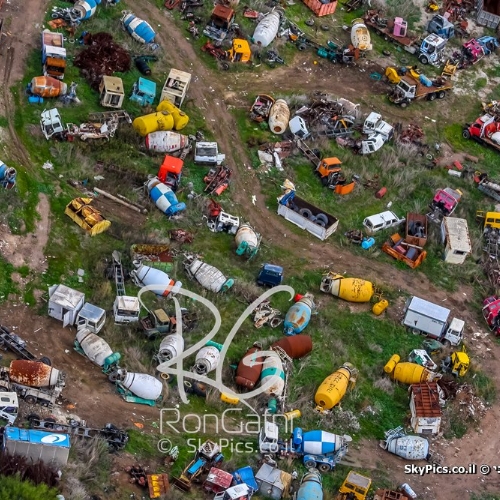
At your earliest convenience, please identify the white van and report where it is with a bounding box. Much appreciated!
[363,211,405,234]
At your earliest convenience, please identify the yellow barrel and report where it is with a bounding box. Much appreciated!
[393,362,431,384]
[220,392,240,405]
[326,275,374,303]
[157,100,189,130]
[283,409,301,421]
[384,354,400,374]
[373,299,389,316]
[314,367,351,410]
[133,111,174,137]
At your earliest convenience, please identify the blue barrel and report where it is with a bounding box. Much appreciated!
[0,162,16,189]
[293,427,303,447]
[28,95,44,104]
[147,177,186,216]
[74,0,97,20]
[122,13,156,43]
[283,296,314,336]
[419,74,432,87]
[361,237,375,249]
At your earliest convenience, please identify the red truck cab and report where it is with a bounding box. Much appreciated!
[482,296,500,336]
[430,187,461,217]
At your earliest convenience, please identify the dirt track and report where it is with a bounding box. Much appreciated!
[1,0,500,498]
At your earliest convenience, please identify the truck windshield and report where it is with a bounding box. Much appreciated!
[197,146,217,157]
[400,81,411,92]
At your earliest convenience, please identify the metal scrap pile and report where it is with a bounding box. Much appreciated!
[455,384,487,420]
[257,141,293,171]
[292,95,360,138]
[74,33,131,90]
[395,123,425,145]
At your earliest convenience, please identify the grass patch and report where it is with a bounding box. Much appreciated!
[474,78,488,91]
[124,429,159,458]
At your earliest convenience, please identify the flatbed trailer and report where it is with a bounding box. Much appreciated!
[0,325,38,361]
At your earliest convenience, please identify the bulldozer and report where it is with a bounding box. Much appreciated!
[64,197,111,236]
[441,346,469,377]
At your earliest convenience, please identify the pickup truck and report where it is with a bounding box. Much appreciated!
[363,210,405,234]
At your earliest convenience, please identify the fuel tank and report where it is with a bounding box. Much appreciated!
[271,335,312,359]
[235,344,264,389]
[283,295,314,336]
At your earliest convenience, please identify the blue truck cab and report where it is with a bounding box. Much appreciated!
[256,264,283,287]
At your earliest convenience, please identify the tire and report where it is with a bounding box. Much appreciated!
[299,208,313,219]
[316,219,326,227]
[0,387,7,392]
[220,62,230,71]
[400,101,408,108]
[316,213,329,225]
[39,356,51,366]
[419,55,429,64]
[428,93,436,101]
[298,43,307,51]
[318,463,331,473]
[184,380,194,394]
[304,460,316,468]
[462,129,471,139]
[411,328,421,335]
[437,90,446,99]
[27,413,41,425]
[24,396,37,405]
[45,417,56,429]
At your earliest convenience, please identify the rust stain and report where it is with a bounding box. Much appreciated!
[9,360,51,387]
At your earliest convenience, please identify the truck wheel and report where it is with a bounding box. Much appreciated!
[24,396,37,405]
[299,208,313,219]
[437,90,446,99]
[462,129,471,139]
[400,101,408,108]
[39,356,51,366]
[318,464,331,473]
[419,54,429,64]
[428,93,436,101]
[411,328,421,335]
[45,417,56,429]
[304,459,316,468]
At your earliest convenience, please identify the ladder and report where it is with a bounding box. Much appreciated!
[88,110,132,124]
[112,251,126,297]
[295,138,321,167]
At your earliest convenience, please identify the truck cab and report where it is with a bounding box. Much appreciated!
[419,34,446,65]
[463,114,495,141]
[194,141,225,165]
[482,296,500,336]
[214,484,252,500]
[76,303,106,334]
[258,421,280,453]
[0,392,18,426]
[427,15,454,39]
[363,112,394,141]
[140,308,171,339]
[113,296,140,324]
[40,108,65,140]
[363,211,405,234]
[256,264,284,287]
[336,470,372,500]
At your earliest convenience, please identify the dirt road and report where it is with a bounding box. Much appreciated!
[1,0,500,497]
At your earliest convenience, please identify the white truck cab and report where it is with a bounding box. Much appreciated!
[194,141,225,165]
[40,108,65,140]
[258,421,280,453]
[363,211,406,234]
[113,296,140,324]
[363,112,394,141]
[0,392,18,425]
[76,302,106,333]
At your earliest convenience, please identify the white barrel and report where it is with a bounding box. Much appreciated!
[193,346,220,375]
[186,259,231,293]
[158,334,184,362]
[145,131,189,153]
[235,224,259,249]
[268,99,290,135]
[253,11,281,48]
[121,372,163,400]
[260,356,285,397]
[131,262,182,297]
[76,328,113,367]
[400,483,417,499]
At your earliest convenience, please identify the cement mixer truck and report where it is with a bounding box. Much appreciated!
[320,272,374,302]
[183,255,234,293]
[0,360,65,407]
[108,369,163,406]
[235,224,261,259]
[74,328,121,374]
[380,426,430,461]
[259,422,352,472]
[384,354,441,384]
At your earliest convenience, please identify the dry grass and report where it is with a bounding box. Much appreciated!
[373,377,395,395]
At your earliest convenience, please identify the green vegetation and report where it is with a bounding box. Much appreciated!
[0,475,59,500]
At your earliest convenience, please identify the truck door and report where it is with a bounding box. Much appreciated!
[63,309,73,328]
